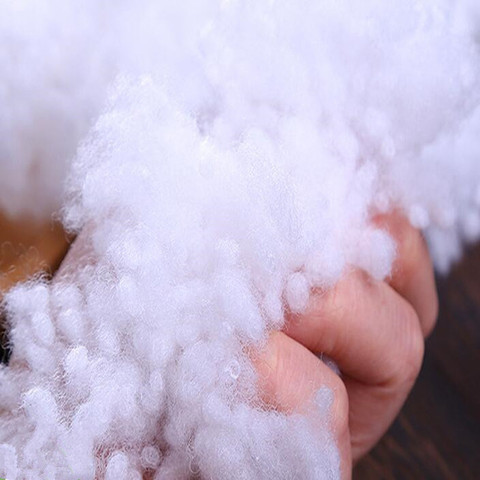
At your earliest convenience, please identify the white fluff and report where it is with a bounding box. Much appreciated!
[1,1,480,478]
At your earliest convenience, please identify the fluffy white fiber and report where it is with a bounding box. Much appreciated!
[1,1,480,478]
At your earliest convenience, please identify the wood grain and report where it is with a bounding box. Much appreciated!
[0,212,71,291]
[0,212,71,362]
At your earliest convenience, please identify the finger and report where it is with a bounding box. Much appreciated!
[374,211,438,337]
[284,270,425,460]
[253,331,351,480]
[285,270,425,387]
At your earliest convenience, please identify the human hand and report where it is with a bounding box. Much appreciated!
[254,212,438,479]
[54,212,437,479]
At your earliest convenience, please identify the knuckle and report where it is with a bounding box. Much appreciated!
[319,270,373,347]
[329,374,349,437]
[395,304,425,386]
[318,270,362,317]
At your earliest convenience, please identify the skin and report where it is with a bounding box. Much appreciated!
[253,211,438,479]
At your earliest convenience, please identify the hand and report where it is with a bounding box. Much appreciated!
[254,212,438,479]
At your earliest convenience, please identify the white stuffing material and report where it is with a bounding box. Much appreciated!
[1,1,480,478]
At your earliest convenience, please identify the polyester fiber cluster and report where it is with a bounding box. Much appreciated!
[1,1,480,479]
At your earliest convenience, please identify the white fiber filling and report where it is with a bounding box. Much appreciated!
[1,1,480,478]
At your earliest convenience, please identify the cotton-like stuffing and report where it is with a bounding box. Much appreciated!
[1,1,480,479]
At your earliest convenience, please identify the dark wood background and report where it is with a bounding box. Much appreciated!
[355,243,480,479]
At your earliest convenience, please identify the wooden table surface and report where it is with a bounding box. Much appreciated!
[355,244,480,479]
[0,213,71,363]
[1,218,479,478]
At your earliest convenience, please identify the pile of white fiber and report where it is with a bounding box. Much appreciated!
[1,1,480,478]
